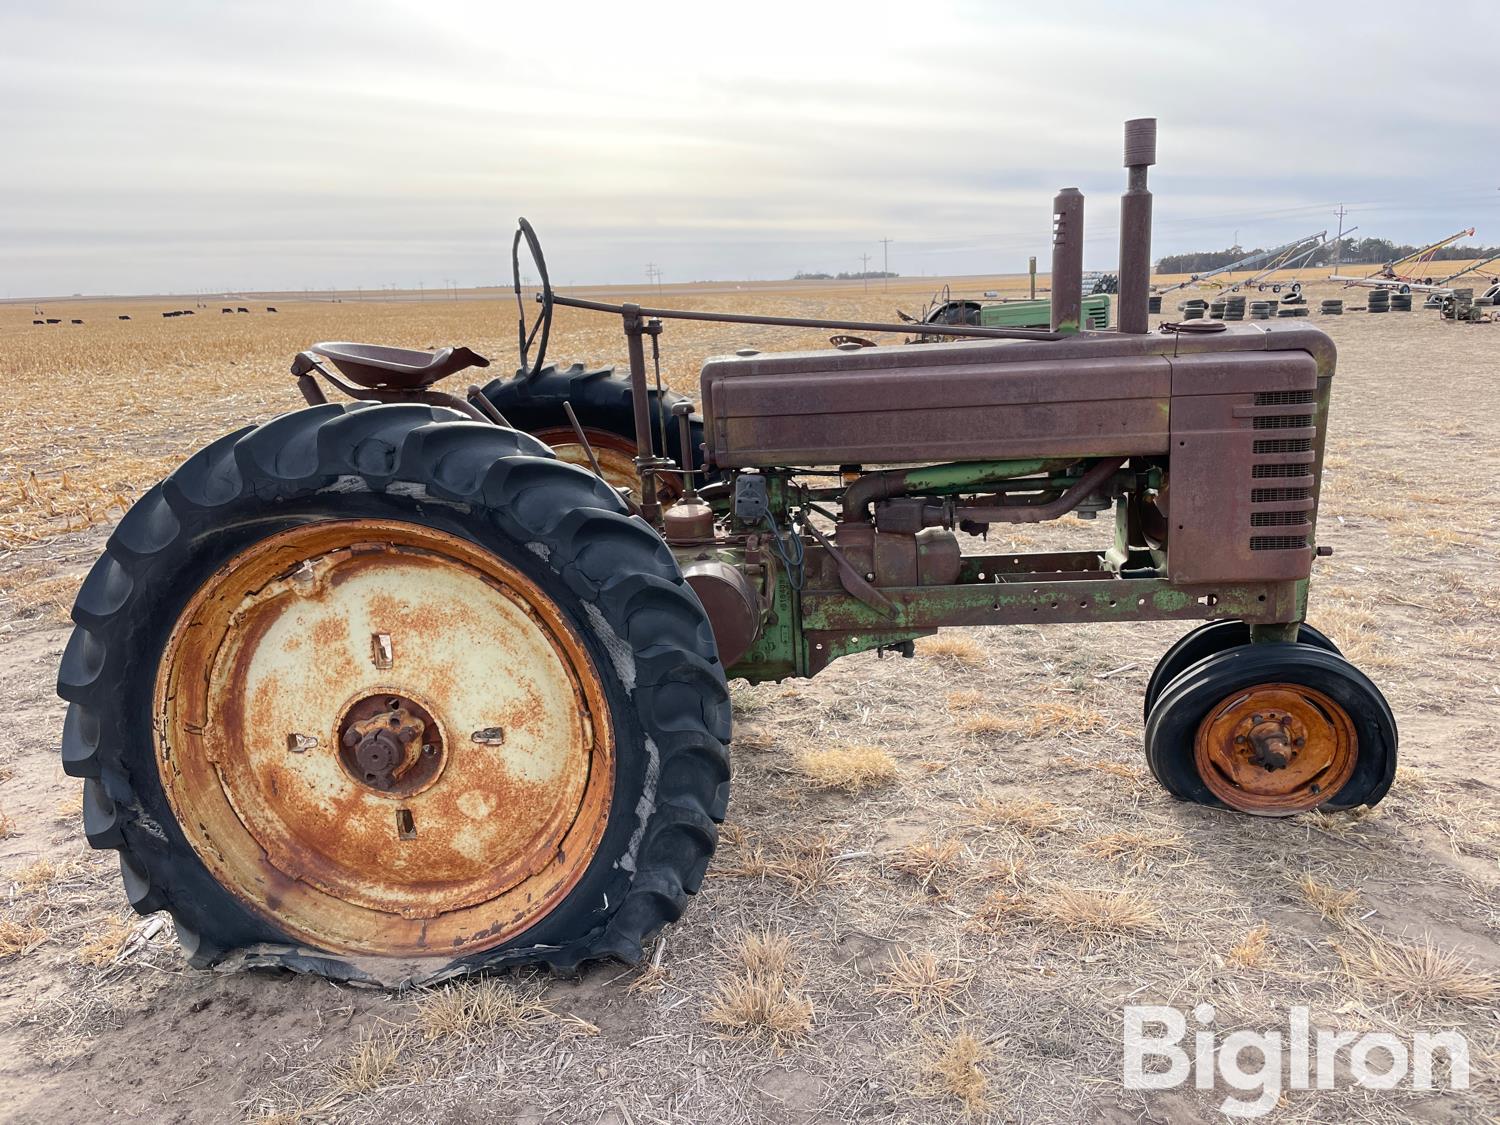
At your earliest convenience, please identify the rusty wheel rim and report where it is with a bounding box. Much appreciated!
[1193,682,1356,814]
[155,520,614,958]
[531,426,681,501]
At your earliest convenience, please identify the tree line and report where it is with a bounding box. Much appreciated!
[1157,238,1500,275]
[792,270,900,281]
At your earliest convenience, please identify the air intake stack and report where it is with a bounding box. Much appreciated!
[1050,188,1084,333]
[1118,117,1156,334]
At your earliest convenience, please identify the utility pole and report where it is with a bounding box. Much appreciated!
[646,263,663,294]
[879,237,892,290]
[859,253,871,292]
[1332,204,1347,273]
[419,281,425,301]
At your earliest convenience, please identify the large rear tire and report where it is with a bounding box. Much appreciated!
[57,403,730,985]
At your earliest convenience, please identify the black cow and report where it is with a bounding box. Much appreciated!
[32,319,43,325]
[45,318,60,324]
[236,307,249,313]
[70,319,83,325]
[266,306,278,313]
[184,310,195,315]
[222,308,232,313]
[118,315,131,320]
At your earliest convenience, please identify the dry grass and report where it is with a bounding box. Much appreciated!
[0,918,48,959]
[917,1029,992,1117]
[705,929,814,1048]
[1019,885,1166,943]
[1082,829,1184,874]
[1226,924,1272,970]
[719,831,843,899]
[890,837,964,890]
[414,979,555,1042]
[76,916,135,968]
[794,744,897,792]
[331,1027,406,1094]
[944,689,983,711]
[960,700,1108,742]
[874,948,974,1013]
[920,635,986,666]
[0,809,16,840]
[1339,934,1500,1013]
[966,796,1070,836]
[14,858,60,891]
[737,928,795,977]
[54,791,83,822]
[1297,872,1361,927]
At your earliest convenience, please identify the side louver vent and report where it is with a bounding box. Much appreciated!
[1248,393,1317,552]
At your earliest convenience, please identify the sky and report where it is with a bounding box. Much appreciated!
[3,0,1498,297]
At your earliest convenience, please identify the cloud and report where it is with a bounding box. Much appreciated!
[3,0,1497,295]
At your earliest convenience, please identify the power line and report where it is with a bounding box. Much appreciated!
[879,237,892,290]
[859,252,871,292]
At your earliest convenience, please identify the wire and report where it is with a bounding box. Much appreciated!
[763,512,806,592]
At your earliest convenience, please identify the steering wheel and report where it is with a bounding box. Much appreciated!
[512,218,554,377]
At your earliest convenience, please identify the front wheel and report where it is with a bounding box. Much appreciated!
[1144,643,1396,816]
[57,403,730,984]
[1143,619,1340,720]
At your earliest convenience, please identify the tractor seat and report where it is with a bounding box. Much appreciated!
[311,342,490,390]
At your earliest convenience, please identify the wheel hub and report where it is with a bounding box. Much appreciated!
[1194,683,1357,815]
[337,693,443,794]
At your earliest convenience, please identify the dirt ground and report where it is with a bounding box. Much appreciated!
[0,272,1497,1123]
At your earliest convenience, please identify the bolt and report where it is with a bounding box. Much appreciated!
[422,744,436,756]
[286,733,319,753]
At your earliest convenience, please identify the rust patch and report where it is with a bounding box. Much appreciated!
[1193,683,1356,815]
[154,519,615,957]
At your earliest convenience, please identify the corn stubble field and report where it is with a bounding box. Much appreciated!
[0,273,1497,1123]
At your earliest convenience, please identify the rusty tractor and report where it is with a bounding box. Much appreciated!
[58,119,1396,986]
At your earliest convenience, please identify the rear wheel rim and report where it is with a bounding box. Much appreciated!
[1193,682,1356,814]
[155,519,615,957]
[531,426,683,501]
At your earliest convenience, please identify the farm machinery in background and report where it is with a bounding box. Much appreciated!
[58,120,1397,988]
[1330,226,1500,293]
[1155,230,1348,300]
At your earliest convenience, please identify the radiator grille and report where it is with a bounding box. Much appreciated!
[1251,510,1309,527]
[1245,392,1318,553]
[1252,463,1313,478]
[1253,438,1313,454]
[1251,534,1309,551]
[1251,486,1312,503]
[1254,390,1316,406]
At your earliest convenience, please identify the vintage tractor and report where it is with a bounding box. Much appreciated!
[58,120,1396,986]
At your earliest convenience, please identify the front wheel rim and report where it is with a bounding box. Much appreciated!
[1193,682,1357,814]
[155,519,615,958]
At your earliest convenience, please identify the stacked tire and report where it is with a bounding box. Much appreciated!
[1368,289,1390,314]
[1391,292,1412,312]
[1320,299,1343,316]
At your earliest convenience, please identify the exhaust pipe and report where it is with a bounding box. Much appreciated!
[1118,117,1156,334]
[1050,187,1084,333]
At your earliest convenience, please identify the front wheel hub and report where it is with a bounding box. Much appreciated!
[1194,683,1357,814]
